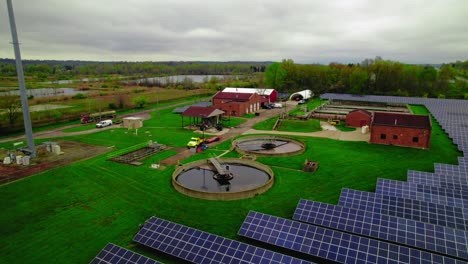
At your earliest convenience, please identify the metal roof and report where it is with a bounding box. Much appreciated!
[373,112,431,129]
[181,106,225,118]
[222,87,276,96]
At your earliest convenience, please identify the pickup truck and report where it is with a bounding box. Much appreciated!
[187,137,205,148]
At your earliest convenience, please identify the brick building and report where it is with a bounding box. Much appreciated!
[370,112,432,149]
[345,109,372,127]
[212,92,261,117]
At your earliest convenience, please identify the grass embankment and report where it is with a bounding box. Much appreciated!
[0,104,461,263]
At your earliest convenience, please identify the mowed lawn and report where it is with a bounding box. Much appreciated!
[0,105,462,263]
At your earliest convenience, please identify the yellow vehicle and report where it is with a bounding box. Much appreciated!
[329,120,340,125]
[187,137,205,148]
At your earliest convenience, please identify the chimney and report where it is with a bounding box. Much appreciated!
[394,119,397,125]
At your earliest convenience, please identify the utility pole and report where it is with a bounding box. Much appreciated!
[6,0,36,157]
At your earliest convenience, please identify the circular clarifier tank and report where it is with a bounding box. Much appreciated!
[172,158,274,200]
[233,136,305,156]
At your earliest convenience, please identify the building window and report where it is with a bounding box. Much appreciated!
[413,137,419,143]
[393,135,398,140]
[380,134,386,139]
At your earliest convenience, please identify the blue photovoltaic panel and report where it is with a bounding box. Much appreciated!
[293,199,468,260]
[407,170,468,190]
[338,189,468,230]
[407,170,468,191]
[377,179,468,201]
[376,178,468,209]
[434,164,468,177]
[133,216,312,264]
[90,243,160,264]
[239,211,464,264]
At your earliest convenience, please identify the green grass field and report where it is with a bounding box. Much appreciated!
[0,104,462,263]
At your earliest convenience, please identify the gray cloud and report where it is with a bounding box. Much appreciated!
[1,0,467,63]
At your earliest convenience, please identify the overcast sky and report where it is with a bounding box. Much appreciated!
[1,0,467,64]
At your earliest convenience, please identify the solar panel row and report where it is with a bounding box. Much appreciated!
[376,178,468,209]
[339,189,468,230]
[407,170,468,187]
[90,243,160,264]
[133,216,312,264]
[293,199,468,260]
[239,211,465,264]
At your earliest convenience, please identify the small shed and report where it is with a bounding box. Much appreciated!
[346,109,372,127]
[123,117,143,129]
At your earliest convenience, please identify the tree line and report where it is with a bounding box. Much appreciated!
[0,59,269,81]
[265,58,468,99]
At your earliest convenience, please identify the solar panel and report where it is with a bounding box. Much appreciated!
[376,178,468,208]
[407,171,468,191]
[90,243,160,264]
[435,163,468,177]
[293,199,468,260]
[133,216,312,264]
[407,170,468,187]
[378,179,468,201]
[239,211,464,264]
[338,189,468,230]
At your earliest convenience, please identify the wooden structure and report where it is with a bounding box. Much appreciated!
[370,112,432,149]
[345,109,372,127]
[303,160,319,172]
[181,106,224,128]
[212,92,261,117]
[123,117,143,129]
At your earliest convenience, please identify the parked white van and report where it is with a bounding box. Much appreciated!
[96,119,113,128]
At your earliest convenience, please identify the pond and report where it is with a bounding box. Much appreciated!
[128,75,239,85]
[0,88,89,98]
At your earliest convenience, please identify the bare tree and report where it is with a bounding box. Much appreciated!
[0,94,22,125]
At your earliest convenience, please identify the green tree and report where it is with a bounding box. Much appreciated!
[0,94,22,125]
[132,95,148,108]
[264,62,287,89]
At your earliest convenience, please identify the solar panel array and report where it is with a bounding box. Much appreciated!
[376,178,468,209]
[339,188,468,230]
[134,216,312,264]
[239,211,465,264]
[293,199,468,259]
[90,243,160,264]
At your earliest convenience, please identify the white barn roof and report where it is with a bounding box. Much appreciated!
[289,90,314,100]
[222,87,275,96]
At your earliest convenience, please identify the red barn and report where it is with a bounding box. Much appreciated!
[222,87,277,104]
[212,92,261,117]
[370,112,432,149]
[346,109,372,127]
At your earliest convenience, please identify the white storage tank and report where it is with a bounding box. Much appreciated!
[52,145,61,155]
[16,155,23,165]
[3,156,11,164]
[22,156,30,165]
[361,125,369,134]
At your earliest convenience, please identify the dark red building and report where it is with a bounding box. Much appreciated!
[346,109,372,127]
[212,92,261,117]
[370,112,432,149]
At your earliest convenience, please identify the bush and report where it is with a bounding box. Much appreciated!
[72,93,87,99]
[108,103,118,109]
